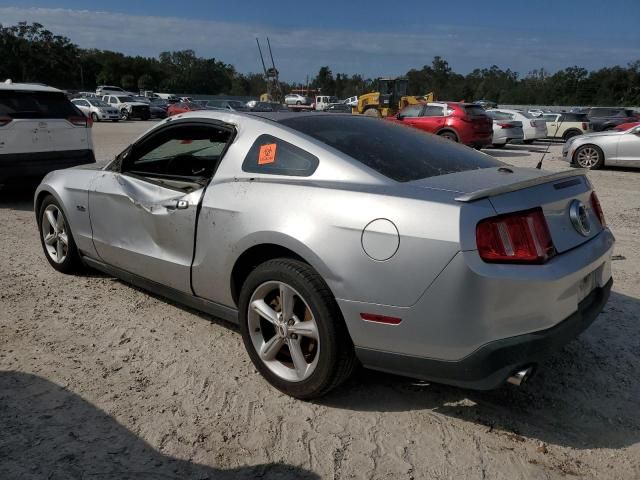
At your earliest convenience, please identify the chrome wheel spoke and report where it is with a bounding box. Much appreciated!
[279,283,295,321]
[56,239,64,260]
[45,210,58,232]
[260,335,284,361]
[251,299,279,325]
[58,232,68,246]
[44,233,57,245]
[288,339,309,378]
[289,320,318,340]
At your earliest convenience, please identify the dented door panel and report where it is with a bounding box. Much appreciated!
[89,171,202,293]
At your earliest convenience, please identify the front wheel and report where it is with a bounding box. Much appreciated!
[120,109,129,120]
[38,195,83,273]
[91,112,99,122]
[238,258,356,399]
[574,144,604,169]
[363,108,381,118]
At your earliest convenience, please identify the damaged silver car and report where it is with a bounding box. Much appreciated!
[35,111,614,399]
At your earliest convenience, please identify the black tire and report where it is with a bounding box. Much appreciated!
[492,143,505,149]
[90,112,99,122]
[573,144,604,169]
[438,131,458,142]
[523,139,534,144]
[296,101,301,105]
[563,130,581,141]
[120,109,129,120]
[363,108,381,118]
[238,258,356,399]
[37,194,83,274]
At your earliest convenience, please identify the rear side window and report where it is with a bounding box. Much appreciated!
[463,105,487,116]
[0,91,77,119]
[279,116,501,182]
[242,134,319,177]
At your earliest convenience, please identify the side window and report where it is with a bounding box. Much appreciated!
[242,134,319,177]
[400,105,422,117]
[122,124,232,183]
[423,106,444,117]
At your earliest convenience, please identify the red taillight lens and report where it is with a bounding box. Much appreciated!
[0,116,12,127]
[497,122,513,129]
[68,115,90,127]
[582,122,588,130]
[590,191,606,227]
[476,208,556,264]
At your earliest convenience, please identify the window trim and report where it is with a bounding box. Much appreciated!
[241,133,319,177]
[112,119,236,191]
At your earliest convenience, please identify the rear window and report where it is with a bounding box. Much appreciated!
[463,105,487,116]
[279,115,501,182]
[559,113,588,122]
[0,91,77,119]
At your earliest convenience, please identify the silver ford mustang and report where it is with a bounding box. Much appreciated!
[35,111,614,399]
[563,123,640,169]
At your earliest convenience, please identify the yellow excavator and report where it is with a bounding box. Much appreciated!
[353,77,434,117]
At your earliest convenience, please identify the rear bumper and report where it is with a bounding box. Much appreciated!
[0,149,95,183]
[355,278,612,389]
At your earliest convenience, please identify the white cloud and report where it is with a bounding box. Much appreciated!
[1,6,638,81]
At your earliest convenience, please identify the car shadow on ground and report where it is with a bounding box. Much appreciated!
[0,371,319,480]
[0,183,38,212]
[318,290,640,451]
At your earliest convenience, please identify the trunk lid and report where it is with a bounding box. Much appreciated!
[411,167,602,253]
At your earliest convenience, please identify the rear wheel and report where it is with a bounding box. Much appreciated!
[38,195,83,274]
[563,130,581,141]
[438,131,458,142]
[363,108,381,118]
[574,145,604,169]
[238,258,356,399]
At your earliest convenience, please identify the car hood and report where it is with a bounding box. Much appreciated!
[122,102,149,107]
[575,130,623,140]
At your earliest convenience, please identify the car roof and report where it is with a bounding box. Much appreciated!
[0,81,62,93]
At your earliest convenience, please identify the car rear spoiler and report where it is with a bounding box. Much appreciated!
[455,169,588,202]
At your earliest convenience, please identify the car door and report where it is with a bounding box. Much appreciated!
[397,104,424,129]
[616,126,640,165]
[414,105,445,133]
[89,120,235,293]
[544,114,560,136]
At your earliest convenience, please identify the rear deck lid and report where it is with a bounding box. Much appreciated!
[413,167,603,253]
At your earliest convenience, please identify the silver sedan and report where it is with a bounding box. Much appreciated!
[563,124,640,169]
[35,111,614,398]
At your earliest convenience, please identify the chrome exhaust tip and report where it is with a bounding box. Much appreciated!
[507,367,534,387]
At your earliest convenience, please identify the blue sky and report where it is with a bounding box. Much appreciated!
[1,1,639,82]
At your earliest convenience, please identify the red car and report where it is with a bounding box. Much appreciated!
[614,121,640,131]
[167,102,205,116]
[385,102,493,148]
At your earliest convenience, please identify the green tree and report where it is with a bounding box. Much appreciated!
[137,73,154,91]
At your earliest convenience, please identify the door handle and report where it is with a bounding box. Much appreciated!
[164,200,189,210]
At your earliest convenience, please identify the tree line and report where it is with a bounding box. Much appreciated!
[2,22,639,105]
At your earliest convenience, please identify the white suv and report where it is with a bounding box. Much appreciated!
[0,81,94,186]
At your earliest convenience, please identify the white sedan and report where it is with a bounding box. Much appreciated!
[487,109,547,144]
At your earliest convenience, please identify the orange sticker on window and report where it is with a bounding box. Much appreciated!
[258,143,277,165]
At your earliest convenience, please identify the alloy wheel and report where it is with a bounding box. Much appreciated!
[247,281,320,382]
[42,205,68,264]
[576,147,600,167]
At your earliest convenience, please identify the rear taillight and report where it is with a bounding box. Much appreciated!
[590,191,606,227]
[0,116,12,127]
[68,115,91,127]
[476,208,556,264]
[582,122,588,130]
[497,122,513,129]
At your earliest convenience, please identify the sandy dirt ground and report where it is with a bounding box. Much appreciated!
[1,120,639,479]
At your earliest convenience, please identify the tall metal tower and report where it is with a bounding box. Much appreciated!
[256,37,283,102]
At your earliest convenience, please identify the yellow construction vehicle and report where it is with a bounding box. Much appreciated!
[353,77,434,117]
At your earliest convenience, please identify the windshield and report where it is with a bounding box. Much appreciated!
[280,115,501,182]
[89,100,110,107]
[117,96,135,102]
